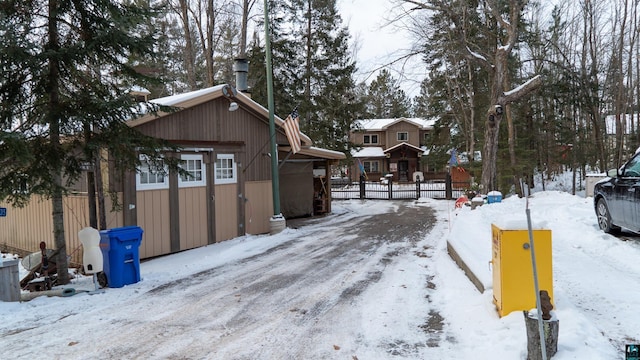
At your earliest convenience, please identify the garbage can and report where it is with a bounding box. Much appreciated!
[99,226,143,288]
[0,258,20,302]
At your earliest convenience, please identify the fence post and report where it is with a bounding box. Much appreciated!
[359,174,365,199]
[388,178,393,199]
[445,168,452,200]
[416,179,421,200]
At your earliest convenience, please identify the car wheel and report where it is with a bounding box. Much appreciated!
[596,199,620,234]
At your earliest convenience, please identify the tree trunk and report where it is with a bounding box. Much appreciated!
[524,311,559,360]
[48,0,69,285]
[178,0,197,90]
[87,170,97,229]
[95,151,107,230]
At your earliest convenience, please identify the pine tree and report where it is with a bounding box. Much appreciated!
[366,69,412,118]
[0,0,178,284]
[248,0,363,153]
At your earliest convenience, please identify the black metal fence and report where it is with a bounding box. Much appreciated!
[331,175,469,200]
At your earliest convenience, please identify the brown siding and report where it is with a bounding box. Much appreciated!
[386,122,421,148]
[178,187,208,250]
[245,181,272,235]
[137,189,171,258]
[353,130,385,147]
[214,183,238,241]
[134,99,282,183]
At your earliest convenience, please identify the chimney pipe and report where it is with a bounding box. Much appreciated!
[233,58,249,93]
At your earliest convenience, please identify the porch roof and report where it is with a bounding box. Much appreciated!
[352,147,385,158]
[282,145,346,160]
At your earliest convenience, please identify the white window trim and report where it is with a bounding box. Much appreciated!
[136,155,169,191]
[397,132,408,141]
[215,153,237,185]
[178,154,206,188]
[363,160,379,173]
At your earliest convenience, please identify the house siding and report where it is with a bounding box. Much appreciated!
[0,194,123,265]
[135,99,284,182]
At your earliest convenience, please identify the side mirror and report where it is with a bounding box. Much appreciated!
[607,168,618,177]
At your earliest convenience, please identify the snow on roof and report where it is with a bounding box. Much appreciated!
[151,85,226,106]
[129,85,150,95]
[355,117,436,131]
[351,147,385,158]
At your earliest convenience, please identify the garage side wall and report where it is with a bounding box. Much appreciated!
[0,194,123,265]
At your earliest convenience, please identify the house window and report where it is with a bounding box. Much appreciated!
[397,132,408,141]
[423,133,429,144]
[179,154,206,187]
[363,160,379,173]
[137,155,169,190]
[215,154,236,184]
[363,134,378,144]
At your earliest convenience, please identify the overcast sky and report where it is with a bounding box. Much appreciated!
[338,0,425,98]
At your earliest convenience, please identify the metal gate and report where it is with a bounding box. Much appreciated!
[331,175,469,200]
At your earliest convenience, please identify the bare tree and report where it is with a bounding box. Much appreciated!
[475,0,542,193]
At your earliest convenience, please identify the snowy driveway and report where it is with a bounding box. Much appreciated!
[1,200,446,359]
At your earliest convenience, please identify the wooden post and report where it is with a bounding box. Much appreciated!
[524,310,559,360]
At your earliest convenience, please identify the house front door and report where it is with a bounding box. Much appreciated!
[398,160,409,181]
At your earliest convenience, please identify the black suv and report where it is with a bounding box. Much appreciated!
[594,151,640,234]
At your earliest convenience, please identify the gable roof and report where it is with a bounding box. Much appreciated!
[384,142,424,154]
[127,84,312,146]
[355,117,436,131]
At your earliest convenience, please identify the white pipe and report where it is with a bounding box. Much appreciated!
[21,288,77,302]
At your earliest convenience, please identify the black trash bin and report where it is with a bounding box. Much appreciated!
[99,226,143,288]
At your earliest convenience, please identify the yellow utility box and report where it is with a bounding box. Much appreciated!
[491,224,553,317]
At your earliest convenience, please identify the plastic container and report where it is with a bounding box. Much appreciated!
[487,191,503,204]
[99,226,143,288]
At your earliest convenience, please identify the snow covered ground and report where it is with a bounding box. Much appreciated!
[0,176,638,359]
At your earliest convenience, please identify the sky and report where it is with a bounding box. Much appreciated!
[0,171,636,359]
[338,0,426,98]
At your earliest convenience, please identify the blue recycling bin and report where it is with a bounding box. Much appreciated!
[99,226,143,288]
[487,191,503,204]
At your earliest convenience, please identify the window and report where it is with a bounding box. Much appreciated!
[363,134,378,144]
[397,132,408,141]
[179,154,206,187]
[363,161,379,173]
[215,154,237,184]
[137,155,169,190]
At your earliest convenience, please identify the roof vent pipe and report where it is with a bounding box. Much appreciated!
[233,58,249,93]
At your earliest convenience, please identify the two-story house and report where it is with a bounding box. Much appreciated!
[350,117,440,182]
